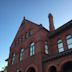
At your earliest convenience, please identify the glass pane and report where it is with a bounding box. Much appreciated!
[66,35,72,39]
[21,49,24,52]
[13,54,15,57]
[45,45,48,54]
[20,49,24,61]
[25,32,29,39]
[30,51,32,56]
[20,56,22,61]
[33,46,35,50]
[45,45,48,49]
[12,53,15,64]
[59,47,64,52]
[30,47,33,52]
[45,49,48,54]
[58,43,63,48]
[67,39,72,44]
[33,50,34,55]
[20,53,22,57]
[30,42,35,56]
[12,57,14,64]
[68,44,72,49]
[33,47,35,55]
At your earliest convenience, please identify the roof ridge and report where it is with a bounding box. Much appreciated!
[50,20,72,37]
[24,18,49,31]
[20,17,49,32]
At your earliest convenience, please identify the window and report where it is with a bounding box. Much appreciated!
[12,53,15,64]
[19,48,24,62]
[30,42,35,56]
[45,41,48,54]
[17,38,22,45]
[25,32,29,39]
[66,35,72,49]
[57,40,64,52]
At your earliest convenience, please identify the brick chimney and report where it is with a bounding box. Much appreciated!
[48,13,55,31]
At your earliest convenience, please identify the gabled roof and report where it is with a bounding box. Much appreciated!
[10,17,49,48]
[20,17,49,32]
[6,18,50,60]
[49,20,72,38]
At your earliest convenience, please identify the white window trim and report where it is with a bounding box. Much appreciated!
[45,41,48,54]
[30,42,35,56]
[57,40,64,52]
[66,35,72,49]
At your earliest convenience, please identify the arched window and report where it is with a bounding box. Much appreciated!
[20,48,24,62]
[25,32,29,39]
[30,42,35,56]
[57,40,64,52]
[12,53,15,64]
[45,41,48,54]
[66,35,72,49]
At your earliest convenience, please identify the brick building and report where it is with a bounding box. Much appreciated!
[7,13,72,72]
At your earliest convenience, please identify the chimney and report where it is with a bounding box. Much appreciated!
[48,13,55,31]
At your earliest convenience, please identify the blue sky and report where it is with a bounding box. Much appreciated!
[0,0,72,70]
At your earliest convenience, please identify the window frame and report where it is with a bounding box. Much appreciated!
[30,42,35,56]
[19,48,24,62]
[66,35,72,49]
[45,41,48,54]
[25,32,29,39]
[57,39,64,53]
[12,53,15,64]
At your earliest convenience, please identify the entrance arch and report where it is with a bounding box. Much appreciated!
[49,66,57,72]
[27,67,36,72]
[62,61,72,72]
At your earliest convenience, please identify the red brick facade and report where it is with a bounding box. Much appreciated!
[7,14,72,72]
